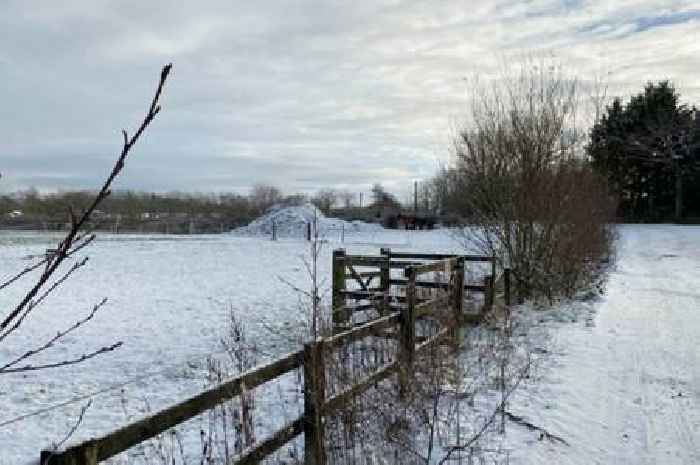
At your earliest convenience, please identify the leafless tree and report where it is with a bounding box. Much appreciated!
[338,190,355,209]
[0,64,172,376]
[311,189,338,216]
[452,60,616,301]
[249,183,282,215]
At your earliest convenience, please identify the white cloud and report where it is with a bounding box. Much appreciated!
[1,0,698,197]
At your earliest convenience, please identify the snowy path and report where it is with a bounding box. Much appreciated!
[509,225,700,464]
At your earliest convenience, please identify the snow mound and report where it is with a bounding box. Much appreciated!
[231,204,383,238]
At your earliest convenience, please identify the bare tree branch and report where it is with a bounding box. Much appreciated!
[1,63,172,336]
[1,342,122,373]
[53,400,93,451]
[0,234,95,292]
[0,63,172,377]
[0,257,91,344]
[0,298,110,373]
[437,359,531,465]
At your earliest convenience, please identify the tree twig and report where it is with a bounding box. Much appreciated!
[1,63,172,379]
[0,63,172,337]
[0,298,109,373]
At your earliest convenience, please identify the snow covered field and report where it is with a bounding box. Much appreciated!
[0,226,466,464]
[1,225,698,464]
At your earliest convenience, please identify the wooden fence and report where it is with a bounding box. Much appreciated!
[331,248,500,331]
[41,250,505,465]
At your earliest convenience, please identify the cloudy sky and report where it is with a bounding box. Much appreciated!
[1,1,699,199]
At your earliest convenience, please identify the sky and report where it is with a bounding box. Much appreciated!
[1,1,699,200]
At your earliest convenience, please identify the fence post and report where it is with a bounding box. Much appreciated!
[399,267,417,397]
[491,256,496,286]
[241,384,255,449]
[303,340,326,465]
[331,249,346,331]
[272,220,277,241]
[41,443,98,465]
[306,222,311,241]
[504,268,511,306]
[484,275,493,311]
[380,248,391,315]
[454,257,465,320]
[452,257,465,330]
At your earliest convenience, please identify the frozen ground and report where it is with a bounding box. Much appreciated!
[0,227,469,464]
[502,225,700,464]
[1,225,698,464]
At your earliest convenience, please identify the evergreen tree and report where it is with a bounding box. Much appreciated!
[588,81,700,221]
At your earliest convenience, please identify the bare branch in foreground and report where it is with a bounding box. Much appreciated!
[0,234,95,292]
[0,341,123,374]
[1,63,172,335]
[0,298,110,373]
[0,63,172,376]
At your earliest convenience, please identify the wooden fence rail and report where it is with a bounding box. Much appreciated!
[42,250,504,465]
[41,350,304,465]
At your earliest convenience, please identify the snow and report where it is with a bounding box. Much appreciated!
[1,225,699,464]
[230,204,384,238]
[0,228,462,464]
[499,225,700,464]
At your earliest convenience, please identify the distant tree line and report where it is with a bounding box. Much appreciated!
[1,189,255,232]
[0,183,412,233]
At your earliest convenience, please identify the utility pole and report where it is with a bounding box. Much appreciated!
[413,180,418,213]
[359,192,363,208]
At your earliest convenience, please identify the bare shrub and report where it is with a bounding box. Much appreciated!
[311,189,339,216]
[453,61,617,302]
[317,312,532,465]
[114,307,265,465]
[250,184,283,216]
[316,264,535,465]
[274,206,332,342]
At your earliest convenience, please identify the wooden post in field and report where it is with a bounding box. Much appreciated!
[306,222,311,241]
[341,223,344,243]
[380,248,391,315]
[272,220,277,241]
[504,268,511,306]
[399,266,417,398]
[303,340,326,465]
[331,249,346,330]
